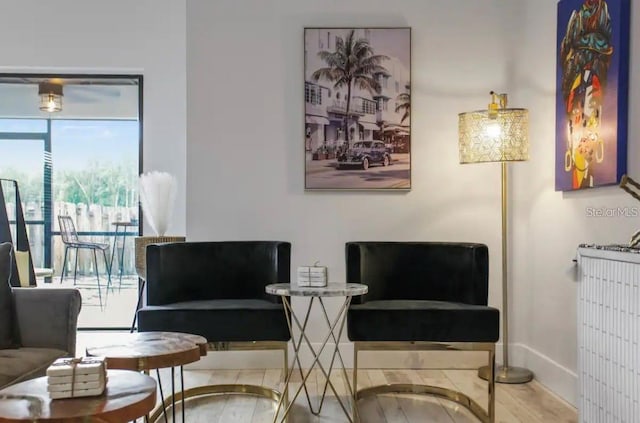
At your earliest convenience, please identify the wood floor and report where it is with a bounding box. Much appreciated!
[152,368,577,423]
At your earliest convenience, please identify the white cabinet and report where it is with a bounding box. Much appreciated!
[577,246,640,423]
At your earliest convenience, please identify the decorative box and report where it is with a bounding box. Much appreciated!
[47,372,103,384]
[49,386,106,400]
[46,357,107,399]
[297,264,327,287]
[47,378,105,392]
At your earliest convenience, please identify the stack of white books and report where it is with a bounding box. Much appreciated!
[46,357,107,399]
[297,265,327,287]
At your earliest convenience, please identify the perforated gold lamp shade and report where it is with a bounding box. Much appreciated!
[458,108,529,163]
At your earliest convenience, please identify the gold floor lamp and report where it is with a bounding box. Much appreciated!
[458,91,534,384]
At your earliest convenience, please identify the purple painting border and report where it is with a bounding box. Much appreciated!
[555,0,630,191]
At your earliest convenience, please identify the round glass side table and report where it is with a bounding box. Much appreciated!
[265,282,367,423]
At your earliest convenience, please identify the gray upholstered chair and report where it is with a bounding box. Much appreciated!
[0,242,82,389]
[346,242,499,423]
[137,241,291,410]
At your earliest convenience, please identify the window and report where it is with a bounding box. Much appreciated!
[377,74,388,89]
[376,98,389,112]
[52,120,139,210]
[362,99,376,114]
[305,82,322,105]
[0,119,47,133]
[0,74,142,330]
[395,81,400,93]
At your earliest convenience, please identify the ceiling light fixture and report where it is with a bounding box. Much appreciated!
[38,82,63,113]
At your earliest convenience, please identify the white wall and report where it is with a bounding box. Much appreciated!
[187,0,640,404]
[510,0,640,405]
[0,0,187,235]
[185,0,528,377]
[5,0,633,405]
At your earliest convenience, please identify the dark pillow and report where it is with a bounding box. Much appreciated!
[0,242,16,349]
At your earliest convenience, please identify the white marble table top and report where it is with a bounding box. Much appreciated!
[265,283,368,297]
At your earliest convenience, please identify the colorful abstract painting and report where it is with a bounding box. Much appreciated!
[555,0,630,191]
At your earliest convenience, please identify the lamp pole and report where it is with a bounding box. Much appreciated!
[478,152,533,384]
[501,161,509,371]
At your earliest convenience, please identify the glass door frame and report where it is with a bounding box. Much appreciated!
[0,128,51,272]
[0,73,144,330]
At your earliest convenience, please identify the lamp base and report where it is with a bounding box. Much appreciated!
[478,365,533,384]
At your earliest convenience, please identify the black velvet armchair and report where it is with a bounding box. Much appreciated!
[136,241,291,406]
[346,242,499,423]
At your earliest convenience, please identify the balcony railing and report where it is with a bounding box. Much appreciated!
[5,201,138,277]
[327,100,374,116]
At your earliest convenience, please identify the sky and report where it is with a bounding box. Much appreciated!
[368,28,411,70]
[0,119,138,175]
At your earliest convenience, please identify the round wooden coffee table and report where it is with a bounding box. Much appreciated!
[0,370,156,422]
[86,331,207,423]
[86,331,207,371]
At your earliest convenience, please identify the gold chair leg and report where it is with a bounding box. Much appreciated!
[148,384,283,422]
[488,347,496,422]
[352,343,495,423]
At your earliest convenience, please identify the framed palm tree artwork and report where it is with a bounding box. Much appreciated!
[304,27,411,190]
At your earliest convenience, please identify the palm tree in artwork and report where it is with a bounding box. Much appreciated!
[311,30,389,143]
[395,91,410,124]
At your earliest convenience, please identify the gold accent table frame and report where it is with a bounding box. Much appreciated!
[266,282,368,423]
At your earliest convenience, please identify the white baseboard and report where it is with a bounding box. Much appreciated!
[186,341,577,407]
[506,343,577,407]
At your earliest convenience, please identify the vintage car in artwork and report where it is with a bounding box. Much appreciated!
[336,140,391,170]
